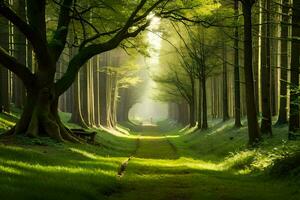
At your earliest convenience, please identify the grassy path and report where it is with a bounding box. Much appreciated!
[107,127,300,200]
[1,121,300,200]
[110,128,191,200]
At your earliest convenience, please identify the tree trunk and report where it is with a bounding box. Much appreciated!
[189,77,196,127]
[178,101,189,125]
[81,63,90,126]
[198,79,202,129]
[7,79,82,143]
[70,73,88,128]
[0,13,10,113]
[260,0,272,135]
[276,0,289,125]
[13,0,26,108]
[234,0,241,128]
[202,72,208,130]
[223,42,229,121]
[289,0,300,134]
[242,1,261,145]
[99,54,109,127]
[93,56,100,127]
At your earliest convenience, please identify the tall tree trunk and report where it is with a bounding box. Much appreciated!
[0,12,10,113]
[70,72,87,128]
[81,63,91,126]
[289,0,300,134]
[234,0,241,127]
[93,56,100,127]
[202,70,208,130]
[260,0,273,135]
[99,54,109,127]
[223,42,229,121]
[88,60,95,126]
[13,0,26,108]
[241,1,261,145]
[276,0,289,125]
[178,101,189,125]
[189,78,196,127]
[197,79,202,129]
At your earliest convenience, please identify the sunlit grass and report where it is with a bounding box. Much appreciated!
[1,113,300,199]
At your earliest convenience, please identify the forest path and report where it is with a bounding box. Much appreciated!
[109,128,191,200]
[107,127,299,200]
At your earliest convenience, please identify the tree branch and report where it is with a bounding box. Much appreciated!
[0,47,35,88]
[48,0,73,62]
[0,1,49,65]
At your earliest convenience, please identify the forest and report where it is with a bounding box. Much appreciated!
[0,0,300,199]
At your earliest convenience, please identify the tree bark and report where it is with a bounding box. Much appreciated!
[223,42,229,122]
[260,0,272,135]
[289,0,300,134]
[234,0,241,127]
[197,79,202,129]
[70,73,88,128]
[99,54,109,127]
[202,70,208,130]
[241,0,261,145]
[190,78,196,127]
[276,0,289,125]
[0,12,10,113]
[13,0,26,108]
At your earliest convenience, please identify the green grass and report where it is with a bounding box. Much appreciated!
[1,114,300,200]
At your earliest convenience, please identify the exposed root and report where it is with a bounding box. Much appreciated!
[60,126,84,143]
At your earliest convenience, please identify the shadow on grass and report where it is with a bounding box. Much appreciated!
[0,143,125,200]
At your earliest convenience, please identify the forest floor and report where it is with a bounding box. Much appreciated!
[0,113,300,200]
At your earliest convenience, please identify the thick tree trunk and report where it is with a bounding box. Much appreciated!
[289,1,300,134]
[276,0,289,125]
[260,0,272,135]
[8,85,81,143]
[242,1,261,145]
[234,0,241,128]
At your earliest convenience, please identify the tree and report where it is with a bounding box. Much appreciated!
[289,0,300,135]
[260,0,272,135]
[0,0,174,141]
[13,0,26,109]
[239,0,261,145]
[153,62,196,127]
[222,39,229,122]
[0,7,10,113]
[233,0,241,128]
[276,0,289,126]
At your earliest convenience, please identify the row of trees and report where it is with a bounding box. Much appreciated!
[0,0,179,142]
[0,10,144,130]
[0,0,299,146]
[155,0,300,145]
